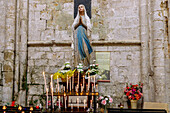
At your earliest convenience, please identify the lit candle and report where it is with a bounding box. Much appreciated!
[78,71,80,89]
[64,93,67,109]
[51,87,54,109]
[77,98,79,109]
[46,88,48,109]
[90,100,92,108]
[51,75,54,109]
[43,71,48,108]
[72,74,74,90]
[96,84,98,92]
[84,99,86,110]
[43,72,47,91]
[57,75,59,93]
[67,75,68,92]
[70,77,71,92]
[51,75,53,87]
[71,104,73,110]
[59,96,60,109]
[64,86,65,92]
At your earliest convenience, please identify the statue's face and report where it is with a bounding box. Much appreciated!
[78,5,84,13]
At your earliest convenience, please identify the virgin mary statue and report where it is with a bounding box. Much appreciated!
[72,4,93,67]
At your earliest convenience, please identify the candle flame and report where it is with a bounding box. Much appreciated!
[18,106,22,111]
[30,107,33,111]
[2,106,7,110]
[43,72,45,75]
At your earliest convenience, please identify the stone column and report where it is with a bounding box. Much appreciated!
[153,0,166,103]
[14,0,29,106]
[140,0,150,101]
[3,0,17,103]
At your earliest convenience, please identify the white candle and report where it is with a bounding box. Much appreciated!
[71,104,73,110]
[96,84,98,92]
[57,76,59,93]
[64,94,67,109]
[70,77,71,92]
[51,75,53,87]
[88,72,90,91]
[97,103,98,109]
[59,96,60,109]
[77,98,79,109]
[72,74,74,90]
[43,72,47,91]
[92,84,93,92]
[51,87,54,109]
[78,71,80,89]
[50,75,54,109]
[84,99,86,109]
[46,88,48,109]
[90,100,92,108]
[67,75,68,92]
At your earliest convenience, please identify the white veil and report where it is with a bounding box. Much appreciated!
[72,4,92,32]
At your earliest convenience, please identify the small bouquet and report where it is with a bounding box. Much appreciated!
[124,83,143,100]
[53,62,75,81]
[86,63,99,76]
[77,63,83,72]
[98,95,113,109]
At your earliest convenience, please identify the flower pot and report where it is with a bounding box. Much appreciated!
[130,100,138,109]
[101,106,108,113]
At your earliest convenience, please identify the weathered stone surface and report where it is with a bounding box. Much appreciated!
[0,0,169,110]
[28,85,43,95]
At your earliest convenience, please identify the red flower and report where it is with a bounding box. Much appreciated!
[11,101,15,107]
[101,99,106,105]
[36,106,39,109]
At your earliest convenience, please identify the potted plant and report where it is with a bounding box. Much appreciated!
[98,95,113,113]
[124,83,143,109]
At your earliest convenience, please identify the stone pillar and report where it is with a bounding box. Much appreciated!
[14,0,29,106]
[153,0,166,103]
[3,0,17,103]
[140,0,150,101]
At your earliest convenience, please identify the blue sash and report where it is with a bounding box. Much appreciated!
[77,25,93,59]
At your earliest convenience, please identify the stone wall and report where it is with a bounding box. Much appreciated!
[0,0,169,110]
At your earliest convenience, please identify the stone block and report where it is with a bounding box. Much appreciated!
[35,59,48,67]
[28,60,35,66]
[28,85,43,95]
[153,49,164,58]
[35,4,46,11]
[114,8,124,17]
[154,57,165,67]
[48,59,58,67]
[122,17,139,28]
[28,52,45,60]
[63,3,73,15]
[35,20,46,31]
[40,10,52,20]
[41,30,54,41]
